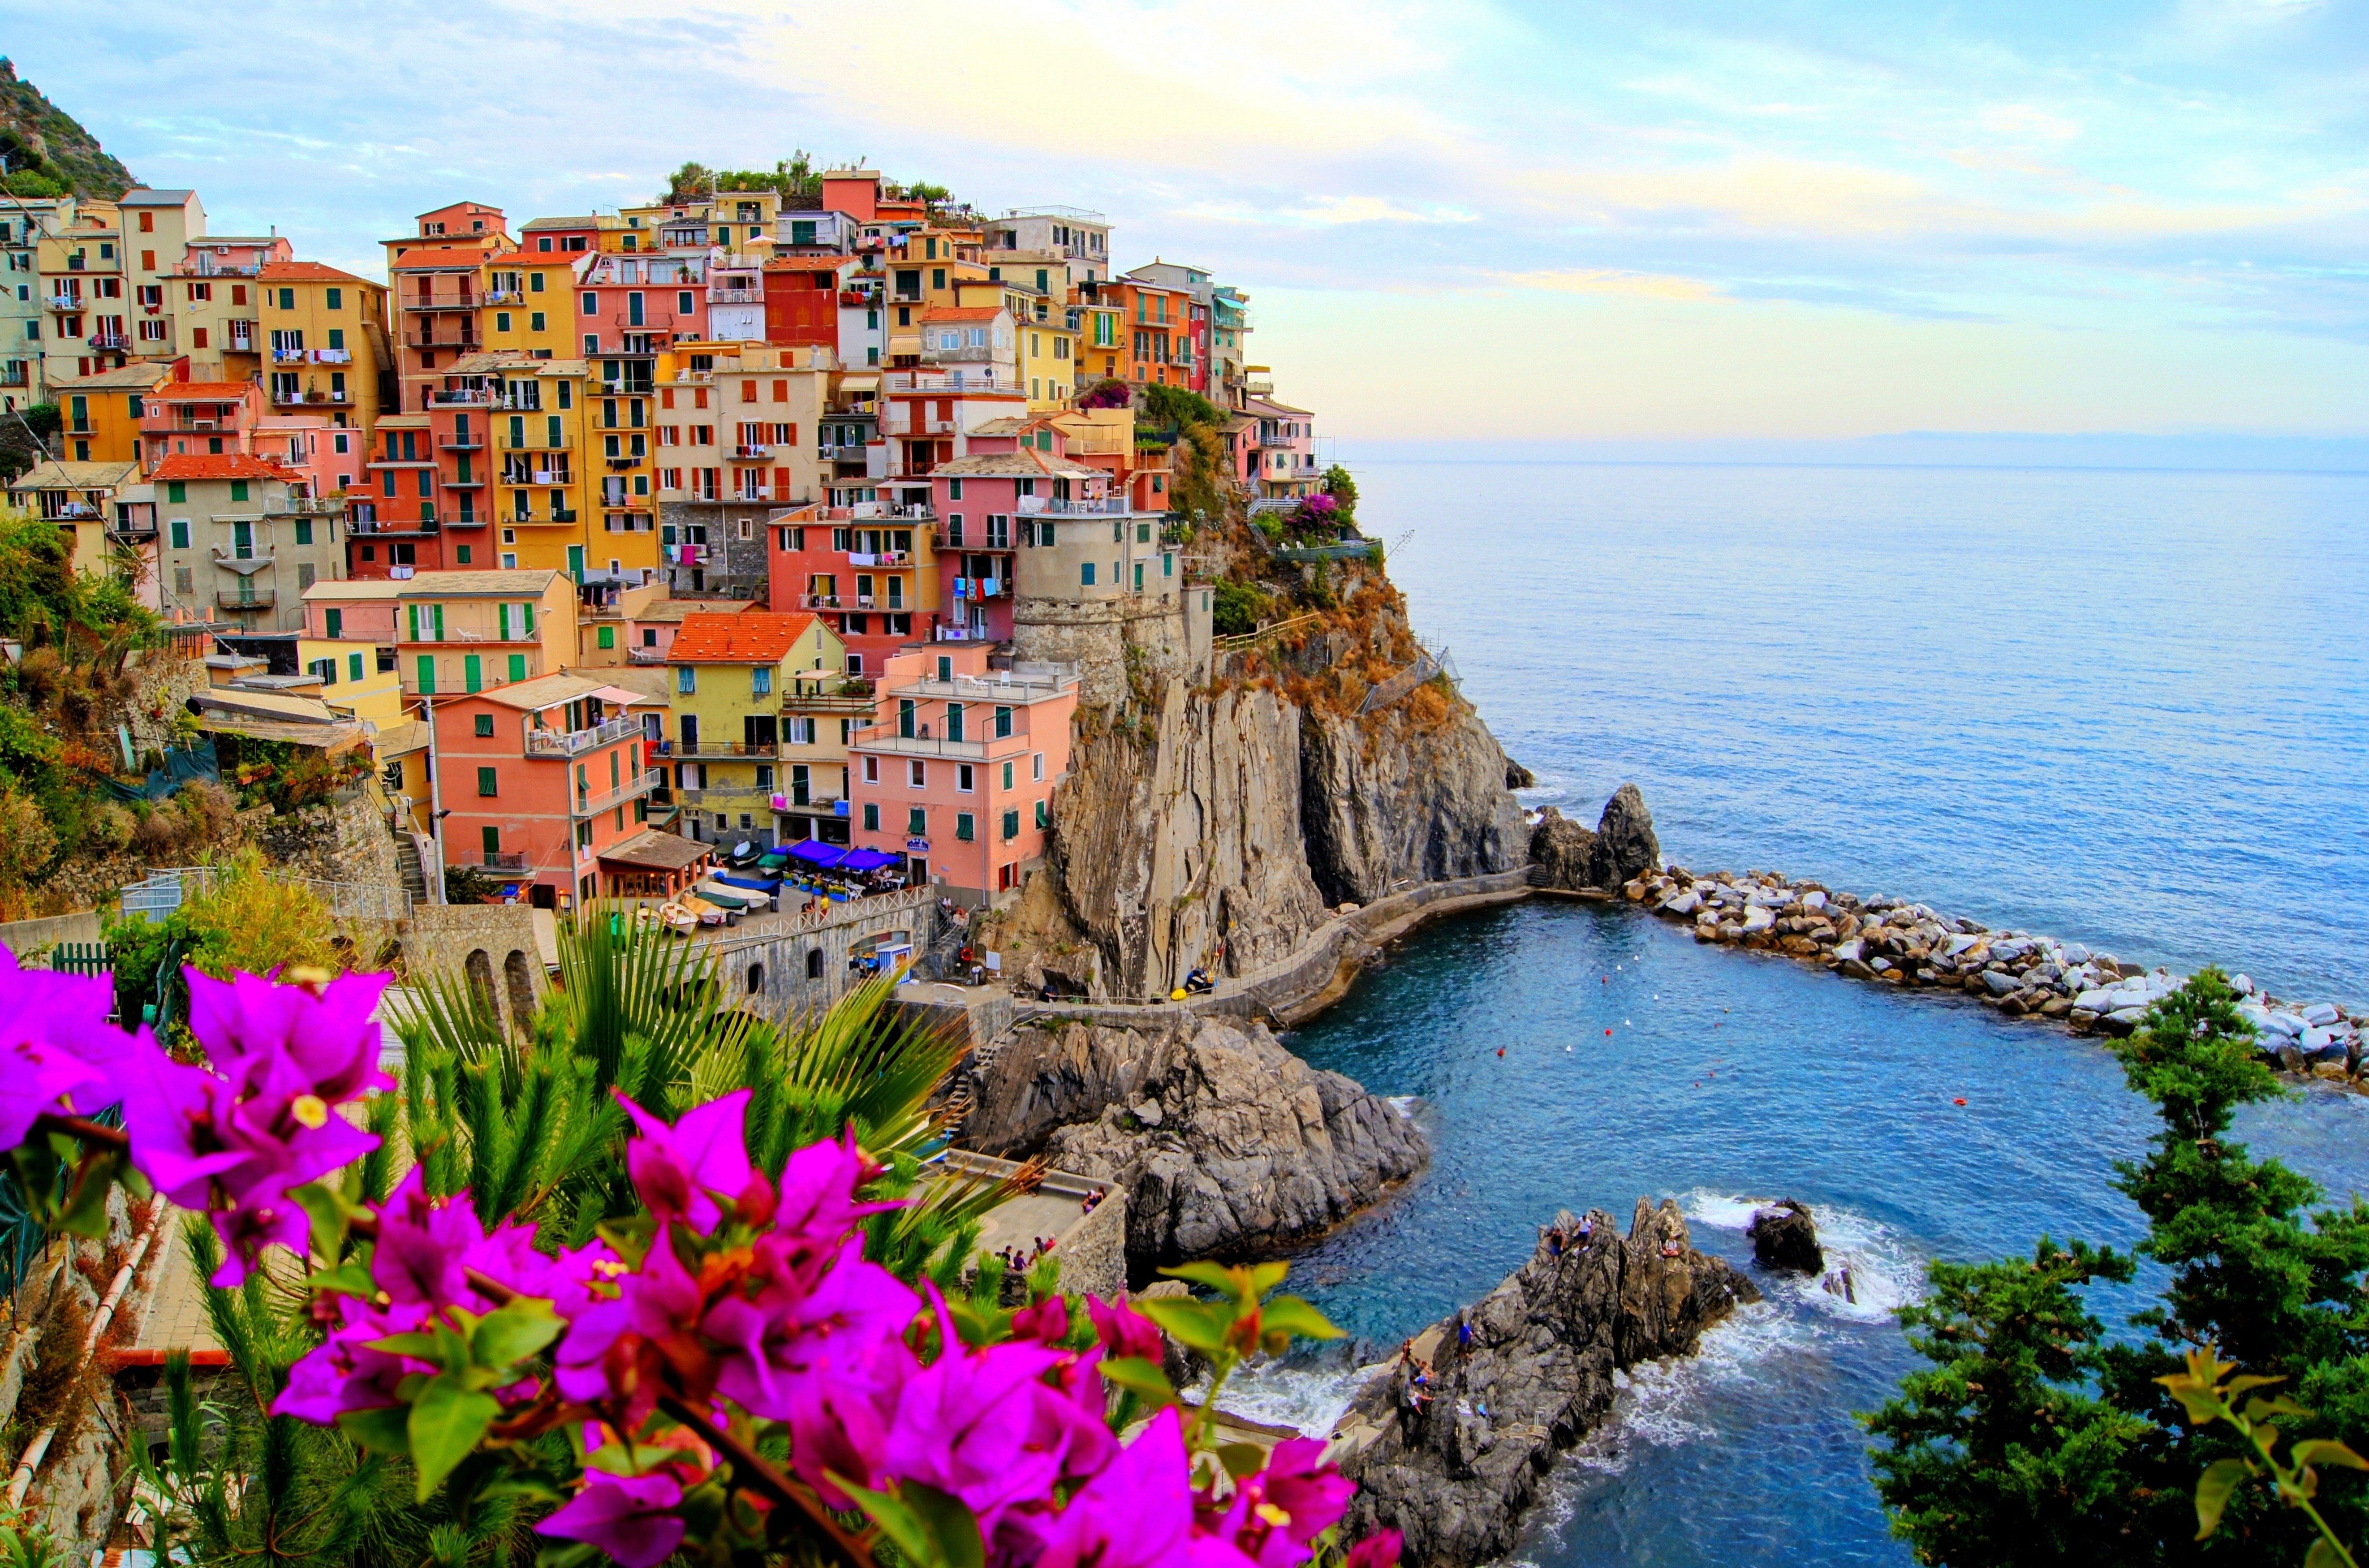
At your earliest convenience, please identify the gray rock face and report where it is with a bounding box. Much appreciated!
[1747,1199,1825,1274]
[1299,700,1529,909]
[962,1016,1427,1268]
[1529,784,1663,895]
[1334,1200,1759,1568]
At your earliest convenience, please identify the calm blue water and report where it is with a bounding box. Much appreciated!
[1231,465,2369,1564]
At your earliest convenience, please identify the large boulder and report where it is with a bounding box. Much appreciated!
[961,1016,1427,1269]
[1528,784,1661,895]
[1746,1199,1825,1274]
[1332,1200,1758,1567]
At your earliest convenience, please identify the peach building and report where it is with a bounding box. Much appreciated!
[845,642,1077,905]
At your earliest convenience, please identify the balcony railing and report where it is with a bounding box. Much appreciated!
[502,467,573,487]
[271,387,352,406]
[846,727,1026,762]
[439,437,484,452]
[216,589,277,612]
[405,293,478,310]
[524,714,642,757]
[211,545,272,566]
[1026,496,1133,515]
[349,516,439,534]
[573,771,657,819]
[500,435,573,451]
[480,851,529,871]
[485,289,525,305]
[708,288,764,305]
[661,739,766,758]
[428,388,494,405]
[89,332,129,351]
[731,444,771,460]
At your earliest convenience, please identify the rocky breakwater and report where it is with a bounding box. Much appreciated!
[956,1013,1426,1271]
[1328,1200,1758,1568]
[1624,866,2365,1079]
[1527,783,1661,896]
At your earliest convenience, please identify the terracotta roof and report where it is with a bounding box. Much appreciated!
[923,307,1004,322]
[258,261,375,287]
[392,246,493,270]
[668,611,820,664]
[598,829,713,872]
[52,364,177,391]
[153,381,258,400]
[148,453,300,482]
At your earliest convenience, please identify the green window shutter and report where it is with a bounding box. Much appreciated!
[598,625,615,649]
[476,767,497,797]
[508,653,526,681]
[294,519,312,545]
[417,655,435,693]
[908,807,926,836]
[482,826,500,857]
[956,813,974,842]
[521,603,534,636]
[1035,799,1049,828]
[407,603,419,641]
[1002,761,1013,790]
[864,803,879,831]
[167,481,185,504]
[434,604,445,639]
[170,519,188,548]
[346,653,362,681]
[474,713,494,736]
[464,655,482,693]
[325,607,342,638]
[1002,810,1019,840]
[230,480,248,503]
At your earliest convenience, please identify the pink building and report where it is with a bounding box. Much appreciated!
[254,414,363,497]
[140,379,267,469]
[1237,394,1319,498]
[845,642,1078,904]
[431,670,660,909]
[576,251,707,362]
[928,434,1116,644]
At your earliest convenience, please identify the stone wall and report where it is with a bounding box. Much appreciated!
[699,887,942,1019]
[252,783,405,892]
[1011,587,1210,708]
[403,904,551,1034]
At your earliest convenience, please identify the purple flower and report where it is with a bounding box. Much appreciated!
[373,1169,490,1309]
[1088,1295,1165,1364]
[1194,1438,1356,1568]
[272,1297,431,1423]
[535,1470,686,1568]
[1025,1407,1194,1568]
[0,948,117,1149]
[1010,1296,1071,1345]
[769,1124,897,1262]
[618,1089,754,1232]
[884,1330,1067,1533]
[1344,1531,1404,1568]
[553,1233,708,1430]
[186,968,392,1104]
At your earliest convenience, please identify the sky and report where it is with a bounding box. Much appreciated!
[13,0,2369,443]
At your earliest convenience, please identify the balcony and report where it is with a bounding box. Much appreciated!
[89,331,129,351]
[271,348,310,365]
[500,434,573,451]
[348,515,440,535]
[626,647,668,664]
[573,771,658,819]
[847,726,1025,762]
[708,287,764,305]
[405,293,478,311]
[407,332,482,351]
[271,387,352,407]
[45,294,81,310]
[893,673,1068,705]
[731,444,771,460]
[211,545,273,567]
[524,713,642,757]
[663,739,766,758]
[444,476,485,489]
[780,691,877,715]
[480,851,529,871]
[501,467,573,487]
[439,436,484,452]
[216,589,277,613]
[920,345,996,366]
[429,388,495,406]
[485,288,525,305]
[1259,434,1298,449]
[1024,496,1134,516]
[443,512,488,528]
[266,496,344,516]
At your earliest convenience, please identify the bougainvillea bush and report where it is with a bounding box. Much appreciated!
[0,947,1400,1568]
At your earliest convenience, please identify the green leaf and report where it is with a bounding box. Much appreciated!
[2244,1396,2309,1422]
[302,1260,377,1298]
[1246,1261,1289,1298]
[365,1331,449,1364]
[1098,1357,1177,1403]
[2195,1457,2251,1540]
[596,1213,656,1270]
[55,1150,123,1239]
[407,1377,500,1500]
[471,1297,563,1369]
[839,1479,984,1568]
[1137,1297,1235,1354]
[2309,1539,2347,1568]
[336,1403,414,1455]
[2291,1440,2369,1472]
[1159,1262,1242,1296]
[1257,1295,1345,1343]
[289,1180,351,1260]
[1217,1443,1266,1480]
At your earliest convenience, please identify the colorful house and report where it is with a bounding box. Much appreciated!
[303,568,576,696]
[173,236,291,383]
[6,459,139,576]
[1238,394,1320,497]
[139,376,265,469]
[764,502,939,675]
[663,610,846,849]
[845,642,1078,905]
[431,670,658,910]
[652,342,831,597]
[152,453,344,632]
[257,259,390,439]
[53,361,179,465]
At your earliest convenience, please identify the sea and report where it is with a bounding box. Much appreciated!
[1240,462,2369,1565]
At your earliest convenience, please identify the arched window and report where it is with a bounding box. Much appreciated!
[748,963,764,994]
[503,950,535,1031]
[806,948,824,980]
[465,950,498,1024]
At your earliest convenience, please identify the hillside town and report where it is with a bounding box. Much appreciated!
[3,169,1338,913]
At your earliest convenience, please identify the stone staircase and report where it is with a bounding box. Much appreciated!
[393,832,429,902]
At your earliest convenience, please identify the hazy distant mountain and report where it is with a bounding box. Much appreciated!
[0,57,134,199]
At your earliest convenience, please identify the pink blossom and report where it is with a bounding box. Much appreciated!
[1025,1407,1195,1568]
[0,948,116,1148]
[186,968,392,1104]
[1087,1294,1165,1363]
[535,1470,686,1568]
[617,1089,754,1232]
[1344,1530,1403,1568]
[1194,1438,1357,1568]
[271,1297,431,1423]
[1010,1295,1071,1344]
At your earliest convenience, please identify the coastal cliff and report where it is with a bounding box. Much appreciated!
[1331,1201,1759,1567]
[960,1013,1427,1271]
[990,564,1527,1001]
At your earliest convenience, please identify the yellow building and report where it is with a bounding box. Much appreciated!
[256,261,390,447]
[52,362,171,465]
[35,201,128,388]
[116,189,205,363]
[6,459,139,576]
[297,636,407,725]
[665,609,845,849]
[479,248,579,362]
[952,277,1073,404]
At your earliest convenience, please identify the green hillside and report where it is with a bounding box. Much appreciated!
[0,57,134,199]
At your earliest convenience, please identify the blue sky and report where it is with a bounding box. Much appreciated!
[12,0,2369,439]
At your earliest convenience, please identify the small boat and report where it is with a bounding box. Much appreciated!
[657,901,699,934]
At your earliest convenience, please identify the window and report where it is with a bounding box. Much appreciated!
[1002,760,1014,790]
[1035,799,1050,829]
[1002,810,1020,840]
[598,625,616,649]
[1081,562,1095,586]
[955,812,974,843]
[581,292,597,314]
[994,705,1012,738]
[347,652,365,682]
[863,755,879,784]
[751,666,773,696]
[294,519,313,546]
[957,763,974,793]
[909,807,928,836]
[909,758,925,788]
[676,667,696,694]
[863,802,880,831]
[167,481,186,504]
[1033,753,1045,781]
[474,713,495,737]
[476,766,498,796]
[169,518,190,548]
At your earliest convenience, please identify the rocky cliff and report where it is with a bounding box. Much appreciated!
[1332,1200,1758,1567]
[1529,783,1659,896]
[994,568,1527,1001]
[961,1014,1427,1272]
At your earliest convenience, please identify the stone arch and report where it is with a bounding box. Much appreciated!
[747,962,764,995]
[806,948,824,980]
[464,949,500,1026]
[504,950,536,1032]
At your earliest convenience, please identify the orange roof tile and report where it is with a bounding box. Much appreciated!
[668,611,820,664]
[258,260,375,287]
[154,381,259,400]
[923,306,1004,322]
[392,246,493,269]
[149,453,301,482]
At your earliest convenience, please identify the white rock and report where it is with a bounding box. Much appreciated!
[2231,973,2255,995]
[2074,988,2120,1013]
[2302,1002,2341,1028]
[1661,890,1702,916]
[1741,907,1776,933]
[1802,891,1828,913]
[1833,939,1864,962]
[2107,1006,2150,1028]
[2262,1011,2306,1038]
[1945,933,1983,957]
